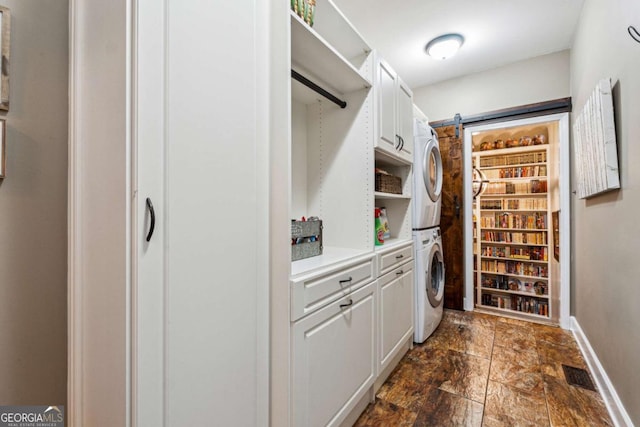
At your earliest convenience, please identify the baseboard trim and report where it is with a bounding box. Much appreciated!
[570,316,635,427]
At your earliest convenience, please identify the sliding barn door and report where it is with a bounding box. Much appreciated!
[434,125,464,310]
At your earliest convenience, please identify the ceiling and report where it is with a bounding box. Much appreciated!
[331,0,585,89]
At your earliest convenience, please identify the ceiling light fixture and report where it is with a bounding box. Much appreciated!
[425,33,464,60]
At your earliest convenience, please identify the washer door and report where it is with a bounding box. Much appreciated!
[422,135,443,203]
[426,242,445,308]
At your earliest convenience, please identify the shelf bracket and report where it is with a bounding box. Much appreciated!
[291,69,347,109]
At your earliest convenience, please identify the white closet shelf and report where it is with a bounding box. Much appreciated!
[311,0,370,60]
[374,147,412,167]
[374,191,411,200]
[291,12,371,98]
[476,305,552,322]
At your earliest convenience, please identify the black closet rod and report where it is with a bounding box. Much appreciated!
[291,69,347,109]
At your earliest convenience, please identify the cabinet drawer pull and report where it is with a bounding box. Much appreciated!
[340,299,353,309]
[339,277,353,284]
[395,254,404,260]
[145,197,156,242]
[396,270,404,276]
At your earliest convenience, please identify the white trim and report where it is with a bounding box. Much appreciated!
[463,126,473,311]
[67,1,82,424]
[571,317,635,427]
[125,3,133,427]
[557,113,571,329]
[462,113,571,327]
[255,0,271,424]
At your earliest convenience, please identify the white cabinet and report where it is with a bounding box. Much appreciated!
[379,264,414,372]
[397,78,414,159]
[292,282,376,427]
[375,242,414,375]
[378,242,414,276]
[378,60,396,153]
[290,5,374,275]
[70,1,275,426]
[286,3,419,426]
[376,58,414,164]
[291,255,375,321]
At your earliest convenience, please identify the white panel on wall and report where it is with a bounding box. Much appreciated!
[573,78,620,199]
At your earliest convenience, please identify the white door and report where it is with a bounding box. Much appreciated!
[292,283,376,427]
[378,60,397,151]
[135,1,269,425]
[379,265,414,370]
[396,78,414,159]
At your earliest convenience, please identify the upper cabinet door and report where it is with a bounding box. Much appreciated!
[397,78,414,160]
[378,60,397,152]
[375,58,413,164]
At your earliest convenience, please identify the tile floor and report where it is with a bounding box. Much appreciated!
[354,309,613,426]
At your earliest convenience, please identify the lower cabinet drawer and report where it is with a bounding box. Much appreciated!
[290,256,375,321]
[292,282,376,427]
[378,242,413,276]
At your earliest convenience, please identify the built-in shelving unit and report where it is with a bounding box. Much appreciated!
[473,143,553,320]
[290,2,374,276]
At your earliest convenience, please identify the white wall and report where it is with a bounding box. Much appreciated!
[570,0,640,424]
[413,50,570,122]
[0,0,68,406]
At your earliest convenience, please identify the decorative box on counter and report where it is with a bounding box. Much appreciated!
[291,219,323,261]
[375,169,402,194]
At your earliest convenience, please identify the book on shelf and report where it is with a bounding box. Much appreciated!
[480,212,547,230]
[481,231,547,245]
[479,151,547,168]
[481,293,549,316]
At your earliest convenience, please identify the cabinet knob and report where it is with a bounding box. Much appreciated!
[395,254,404,259]
[396,270,404,275]
[339,277,353,284]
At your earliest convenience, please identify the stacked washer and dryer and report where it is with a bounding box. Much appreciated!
[412,118,446,343]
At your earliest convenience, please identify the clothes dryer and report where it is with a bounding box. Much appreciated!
[414,227,445,343]
[413,119,443,230]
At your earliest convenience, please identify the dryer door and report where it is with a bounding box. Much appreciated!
[426,241,445,308]
[423,134,443,203]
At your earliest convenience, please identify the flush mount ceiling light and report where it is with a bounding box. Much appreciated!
[425,33,464,60]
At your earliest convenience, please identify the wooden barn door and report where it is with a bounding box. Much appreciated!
[435,125,464,310]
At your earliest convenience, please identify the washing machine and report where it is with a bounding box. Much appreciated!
[412,119,443,230]
[414,227,445,343]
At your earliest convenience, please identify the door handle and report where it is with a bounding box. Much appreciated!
[146,197,155,242]
[395,134,402,150]
[399,136,405,151]
[454,195,460,219]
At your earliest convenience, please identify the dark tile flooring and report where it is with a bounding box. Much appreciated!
[354,309,613,426]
